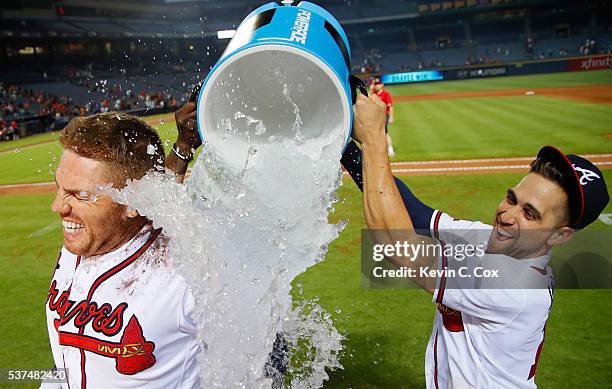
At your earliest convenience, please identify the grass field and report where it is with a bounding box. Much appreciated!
[1,70,611,388]
[386,69,612,95]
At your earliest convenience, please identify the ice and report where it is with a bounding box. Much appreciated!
[146,144,157,155]
[109,110,346,388]
[230,111,267,136]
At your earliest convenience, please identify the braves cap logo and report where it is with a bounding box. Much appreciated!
[572,164,600,186]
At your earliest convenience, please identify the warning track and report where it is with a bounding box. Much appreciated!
[2,154,610,196]
[394,85,612,105]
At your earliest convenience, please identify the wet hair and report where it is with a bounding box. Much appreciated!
[59,111,165,186]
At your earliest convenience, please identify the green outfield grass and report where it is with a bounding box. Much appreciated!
[0,112,177,152]
[1,70,611,388]
[385,70,612,162]
[385,69,612,96]
[1,172,611,388]
[388,94,612,161]
[0,131,57,152]
[0,117,181,185]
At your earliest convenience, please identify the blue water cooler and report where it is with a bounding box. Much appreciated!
[196,1,353,162]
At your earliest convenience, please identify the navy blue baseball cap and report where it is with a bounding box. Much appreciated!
[537,146,609,229]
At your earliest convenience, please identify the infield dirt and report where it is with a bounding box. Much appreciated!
[1,154,610,196]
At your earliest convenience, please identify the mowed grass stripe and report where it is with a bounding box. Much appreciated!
[451,98,534,153]
[0,132,58,152]
[0,113,177,153]
[387,69,612,96]
[1,172,611,387]
[525,96,612,130]
[413,99,491,158]
[395,99,489,160]
[0,121,181,185]
[0,194,61,373]
[389,95,612,161]
[0,142,61,185]
[393,97,544,161]
[391,100,464,159]
[501,97,612,152]
[478,96,612,153]
[466,97,559,152]
[445,98,543,158]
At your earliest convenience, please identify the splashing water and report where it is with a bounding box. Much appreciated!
[110,104,346,387]
[282,83,305,143]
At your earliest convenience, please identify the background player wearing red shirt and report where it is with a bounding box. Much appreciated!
[371,78,395,157]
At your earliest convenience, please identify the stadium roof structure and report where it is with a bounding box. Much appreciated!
[0,0,608,40]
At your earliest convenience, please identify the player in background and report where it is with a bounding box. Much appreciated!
[347,93,609,388]
[370,78,395,157]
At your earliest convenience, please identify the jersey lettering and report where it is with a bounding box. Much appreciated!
[48,280,128,336]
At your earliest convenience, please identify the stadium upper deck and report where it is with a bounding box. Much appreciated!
[1,0,611,76]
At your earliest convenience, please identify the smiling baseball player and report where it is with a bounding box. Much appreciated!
[44,111,201,388]
[347,94,609,388]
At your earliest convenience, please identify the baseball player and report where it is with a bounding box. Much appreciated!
[347,94,609,388]
[371,78,395,157]
[44,111,202,388]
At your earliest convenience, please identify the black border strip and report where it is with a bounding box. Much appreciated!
[324,21,350,69]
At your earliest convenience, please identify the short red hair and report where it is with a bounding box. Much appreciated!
[59,112,165,186]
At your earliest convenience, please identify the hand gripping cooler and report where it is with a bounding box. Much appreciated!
[195,1,353,164]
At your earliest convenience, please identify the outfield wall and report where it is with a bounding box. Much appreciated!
[381,54,612,84]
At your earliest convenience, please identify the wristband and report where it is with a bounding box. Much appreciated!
[172,144,193,162]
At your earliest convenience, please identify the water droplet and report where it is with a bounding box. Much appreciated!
[146,144,157,155]
[102,61,348,386]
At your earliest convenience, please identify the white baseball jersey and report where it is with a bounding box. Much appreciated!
[44,223,200,389]
[425,210,554,389]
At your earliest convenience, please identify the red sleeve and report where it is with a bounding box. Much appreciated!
[382,91,393,107]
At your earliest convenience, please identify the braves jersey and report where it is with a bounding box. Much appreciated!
[44,224,200,389]
[425,211,554,389]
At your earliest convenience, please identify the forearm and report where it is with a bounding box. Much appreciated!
[165,140,193,183]
[352,93,436,290]
[361,138,436,291]
[165,152,188,183]
[362,140,411,230]
[168,102,200,183]
[342,140,434,232]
